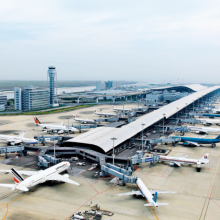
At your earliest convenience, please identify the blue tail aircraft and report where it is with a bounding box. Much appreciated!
[172,134,220,147]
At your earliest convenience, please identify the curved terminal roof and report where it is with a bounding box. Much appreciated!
[152,84,206,92]
[66,86,220,153]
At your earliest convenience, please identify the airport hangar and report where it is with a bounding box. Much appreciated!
[64,85,220,155]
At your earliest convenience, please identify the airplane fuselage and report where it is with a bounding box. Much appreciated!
[159,156,208,166]
[188,126,220,133]
[172,136,220,144]
[95,112,117,117]
[0,135,38,145]
[16,162,70,189]
[38,124,78,132]
[136,178,157,207]
[74,119,95,124]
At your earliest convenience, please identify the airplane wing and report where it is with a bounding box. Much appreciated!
[199,134,209,139]
[173,162,182,167]
[186,141,200,147]
[16,185,29,192]
[117,190,143,196]
[0,184,15,188]
[144,202,168,206]
[149,190,176,194]
[0,170,37,176]
[7,139,22,144]
[47,174,80,186]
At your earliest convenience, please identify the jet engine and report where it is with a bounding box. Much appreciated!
[58,130,64,134]
[169,162,175,167]
[195,131,205,134]
[196,161,201,172]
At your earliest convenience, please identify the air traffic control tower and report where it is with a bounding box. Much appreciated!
[47,65,59,107]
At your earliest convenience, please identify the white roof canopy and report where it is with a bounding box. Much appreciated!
[66,86,220,153]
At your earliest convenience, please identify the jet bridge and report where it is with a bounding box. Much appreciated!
[100,163,137,185]
[38,155,61,168]
[0,146,26,158]
[129,151,160,168]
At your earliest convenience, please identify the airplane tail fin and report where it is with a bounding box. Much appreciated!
[73,114,77,119]
[19,131,25,138]
[199,153,209,162]
[95,110,96,113]
[11,168,24,184]
[34,117,41,124]
[215,135,220,139]
[152,192,157,203]
[112,105,114,109]
[59,121,64,126]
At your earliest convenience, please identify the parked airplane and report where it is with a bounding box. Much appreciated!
[211,108,220,114]
[187,126,220,134]
[73,115,96,124]
[112,105,132,112]
[118,178,176,207]
[203,113,220,118]
[34,117,78,133]
[172,135,220,147]
[199,118,220,126]
[0,162,79,192]
[159,153,209,171]
[94,110,117,117]
[0,131,38,146]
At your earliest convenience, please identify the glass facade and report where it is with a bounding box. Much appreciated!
[22,88,49,111]
[14,86,49,111]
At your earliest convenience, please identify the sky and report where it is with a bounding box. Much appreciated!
[0,0,220,83]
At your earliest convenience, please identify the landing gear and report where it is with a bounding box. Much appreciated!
[211,143,216,148]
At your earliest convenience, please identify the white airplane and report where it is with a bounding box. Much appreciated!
[187,126,220,134]
[0,162,79,192]
[112,105,132,112]
[211,108,220,114]
[34,117,78,133]
[0,131,38,146]
[118,178,176,207]
[73,114,96,124]
[94,110,117,117]
[199,118,220,126]
[159,153,209,168]
[203,107,220,114]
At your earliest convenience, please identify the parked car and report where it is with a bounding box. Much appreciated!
[76,162,86,166]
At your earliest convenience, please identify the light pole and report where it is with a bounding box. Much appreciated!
[176,107,179,119]
[163,114,166,136]
[185,103,187,119]
[53,132,55,158]
[141,123,146,153]
[37,124,39,148]
[67,117,70,137]
[111,137,117,166]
